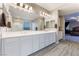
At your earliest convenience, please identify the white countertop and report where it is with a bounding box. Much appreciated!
[1,30,57,39]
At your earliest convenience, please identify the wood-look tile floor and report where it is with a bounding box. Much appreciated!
[30,40,79,56]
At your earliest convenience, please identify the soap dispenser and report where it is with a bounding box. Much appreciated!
[6,22,11,31]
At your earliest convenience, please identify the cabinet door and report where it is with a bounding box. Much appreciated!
[39,34,45,49]
[20,36,33,56]
[47,33,52,45]
[4,37,20,56]
[49,33,53,44]
[52,32,56,43]
[44,33,50,47]
[44,33,56,47]
[50,33,56,44]
[32,35,39,53]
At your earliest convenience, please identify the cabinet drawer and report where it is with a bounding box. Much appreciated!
[4,38,19,43]
[4,40,19,48]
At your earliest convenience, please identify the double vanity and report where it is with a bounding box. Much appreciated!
[0,3,60,56]
[0,30,57,56]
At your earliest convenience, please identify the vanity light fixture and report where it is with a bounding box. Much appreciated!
[16,3,33,13]
[16,3,23,8]
[24,4,33,13]
[29,7,32,11]
[40,11,50,17]
[25,4,29,9]
[20,3,23,7]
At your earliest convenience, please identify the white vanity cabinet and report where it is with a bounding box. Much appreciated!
[50,32,56,43]
[44,33,50,47]
[32,35,39,53]
[39,34,45,49]
[44,33,56,47]
[20,36,33,56]
[1,31,57,56]
[2,37,20,56]
[0,37,2,55]
[39,32,56,49]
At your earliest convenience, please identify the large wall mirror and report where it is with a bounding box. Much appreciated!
[45,20,55,28]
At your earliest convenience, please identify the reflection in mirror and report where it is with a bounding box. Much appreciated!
[45,20,55,28]
[12,17,23,31]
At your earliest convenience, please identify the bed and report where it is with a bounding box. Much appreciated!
[65,21,79,42]
[65,34,79,43]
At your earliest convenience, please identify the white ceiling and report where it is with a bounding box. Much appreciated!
[36,3,79,16]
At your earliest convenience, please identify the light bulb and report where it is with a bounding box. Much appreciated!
[42,12,44,15]
[25,5,28,9]
[29,7,32,11]
[20,3,23,7]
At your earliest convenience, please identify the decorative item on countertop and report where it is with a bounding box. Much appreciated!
[7,22,11,28]
[6,22,11,31]
[35,27,38,31]
[0,13,6,27]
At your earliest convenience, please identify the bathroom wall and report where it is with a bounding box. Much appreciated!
[59,16,65,31]
[0,9,2,23]
[65,12,79,20]
[51,10,59,30]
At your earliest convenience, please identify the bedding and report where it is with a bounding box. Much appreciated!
[70,26,79,36]
[65,34,79,42]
